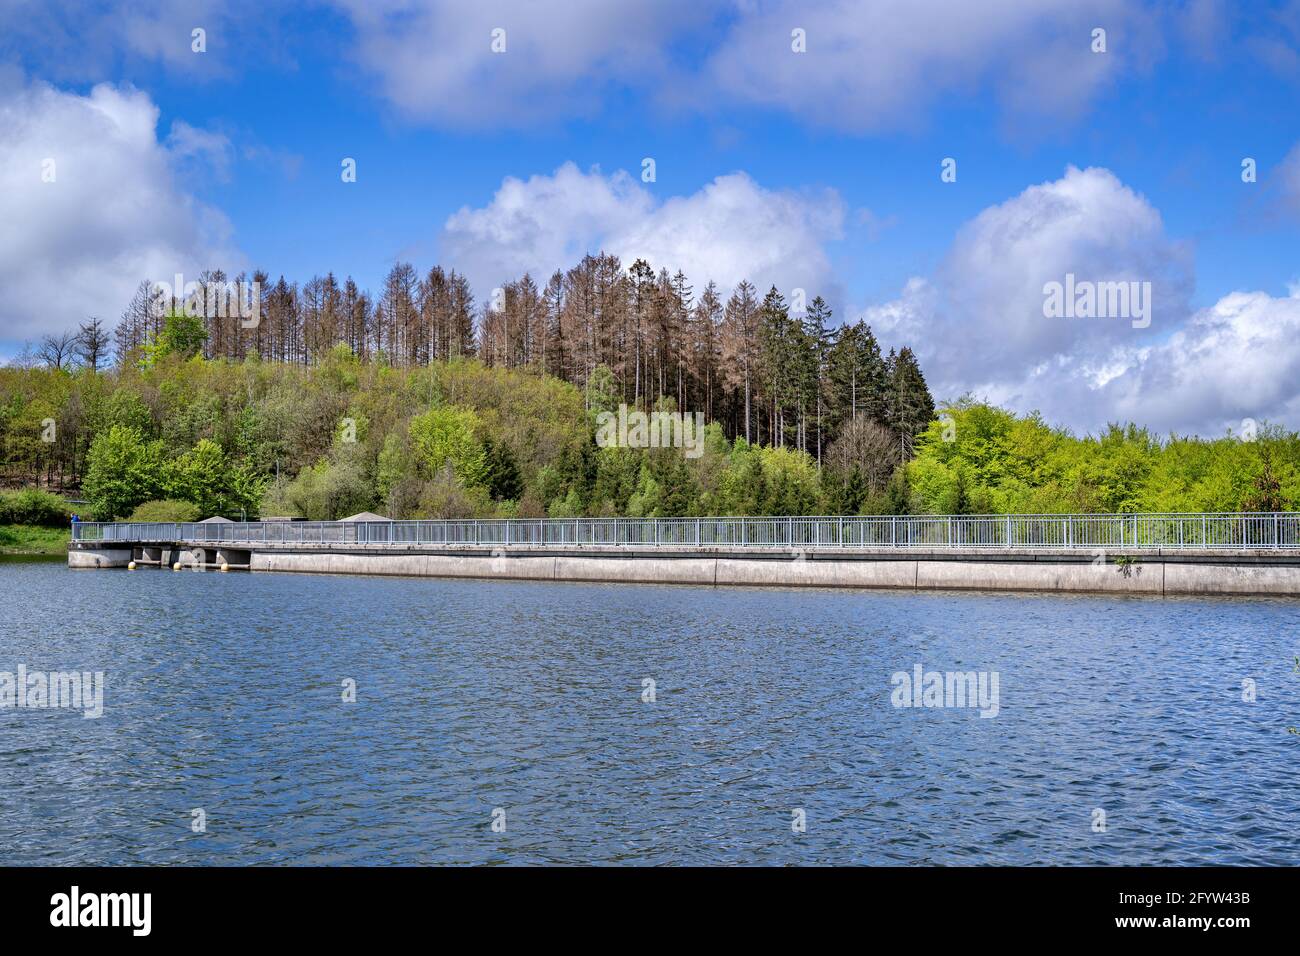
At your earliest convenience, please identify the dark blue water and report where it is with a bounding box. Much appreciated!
[1,558,1297,865]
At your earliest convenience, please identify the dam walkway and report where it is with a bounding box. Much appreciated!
[68,513,1300,596]
[71,512,1300,553]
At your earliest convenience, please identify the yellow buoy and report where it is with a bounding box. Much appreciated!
[220,562,229,572]
[173,562,181,571]
[128,561,136,570]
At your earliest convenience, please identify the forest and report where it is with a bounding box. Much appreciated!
[1,253,1296,523]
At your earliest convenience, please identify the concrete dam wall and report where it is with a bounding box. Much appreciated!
[70,542,1300,597]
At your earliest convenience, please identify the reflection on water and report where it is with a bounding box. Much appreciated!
[1,561,1297,865]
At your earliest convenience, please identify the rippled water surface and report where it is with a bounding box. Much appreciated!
[2,557,1298,865]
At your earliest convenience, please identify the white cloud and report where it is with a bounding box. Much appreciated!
[442,162,845,303]
[0,78,243,341]
[166,119,235,181]
[1086,289,1300,436]
[442,163,652,285]
[333,0,712,126]
[705,0,1150,133]
[859,165,1300,436]
[117,0,234,67]
[0,1,1182,133]
[868,165,1191,390]
[330,0,1155,131]
[1180,0,1230,62]
[0,1,261,81]
[1274,141,1300,217]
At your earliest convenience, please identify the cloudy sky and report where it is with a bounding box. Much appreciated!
[2,0,1299,437]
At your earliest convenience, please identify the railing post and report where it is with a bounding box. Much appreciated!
[891,515,896,548]
[1005,515,1012,549]
[1274,513,1280,550]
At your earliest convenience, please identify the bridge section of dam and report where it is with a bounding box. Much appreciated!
[68,513,1300,597]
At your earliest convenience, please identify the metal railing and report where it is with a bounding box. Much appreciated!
[70,513,1300,551]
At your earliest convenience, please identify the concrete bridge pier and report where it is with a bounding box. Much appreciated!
[68,548,132,569]
[215,548,251,570]
[163,546,251,570]
[129,545,170,567]
[74,544,253,571]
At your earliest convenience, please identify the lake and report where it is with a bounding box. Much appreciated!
[2,557,1297,865]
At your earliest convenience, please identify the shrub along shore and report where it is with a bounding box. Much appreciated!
[0,525,70,556]
[0,489,73,554]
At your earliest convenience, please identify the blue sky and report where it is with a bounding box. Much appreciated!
[3,0,1300,436]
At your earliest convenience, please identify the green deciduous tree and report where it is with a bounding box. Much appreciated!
[163,438,262,518]
[83,425,165,519]
[409,405,488,488]
[144,310,209,364]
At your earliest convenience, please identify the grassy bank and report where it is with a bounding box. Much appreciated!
[0,524,70,555]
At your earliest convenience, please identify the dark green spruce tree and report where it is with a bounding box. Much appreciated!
[885,346,935,460]
[802,296,834,465]
[826,319,887,438]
